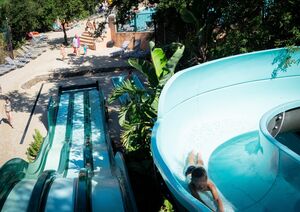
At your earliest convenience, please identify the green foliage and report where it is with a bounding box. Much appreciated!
[0,0,96,46]
[111,0,139,24]
[153,0,300,67]
[0,33,6,63]
[271,46,300,78]
[26,129,44,162]
[109,42,184,151]
[159,198,174,212]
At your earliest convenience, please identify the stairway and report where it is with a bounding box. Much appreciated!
[80,31,96,50]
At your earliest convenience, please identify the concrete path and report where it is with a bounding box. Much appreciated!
[0,17,128,165]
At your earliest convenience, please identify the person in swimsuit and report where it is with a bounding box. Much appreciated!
[0,85,2,124]
[185,151,224,212]
[4,97,13,128]
[60,44,66,61]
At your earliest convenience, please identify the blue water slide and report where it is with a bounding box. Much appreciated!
[151,48,300,211]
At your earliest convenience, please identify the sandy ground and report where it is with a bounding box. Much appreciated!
[0,16,130,165]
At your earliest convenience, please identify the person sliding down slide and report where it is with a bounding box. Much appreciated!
[185,151,224,212]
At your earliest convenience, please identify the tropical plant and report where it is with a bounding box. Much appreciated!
[109,42,183,211]
[109,41,184,151]
[159,198,174,212]
[26,129,44,162]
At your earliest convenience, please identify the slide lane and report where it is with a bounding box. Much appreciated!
[44,93,70,171]
[89,89,111,175]
[89,89,125,211]
[66,91,85,178]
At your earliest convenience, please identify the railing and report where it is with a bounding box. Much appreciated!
[97,81,115,167]
[83,91,94,172]
[0,158,28,211]
[74,169,91,212]
[26,170,56,212]
[26,97,57,177]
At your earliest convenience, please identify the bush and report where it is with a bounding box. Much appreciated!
[0,33,6,64]
[159,199,174,212]
[26,129,44,162]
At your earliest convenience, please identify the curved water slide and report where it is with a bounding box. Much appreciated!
[151,48,300,211]
[0,82,136,212]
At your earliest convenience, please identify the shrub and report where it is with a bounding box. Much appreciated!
[0,33,6,64]
[26,129,44,162]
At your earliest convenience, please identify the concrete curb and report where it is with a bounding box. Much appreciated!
[21,65,132,90]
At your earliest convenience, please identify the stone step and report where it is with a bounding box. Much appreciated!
[80,38,94,43]
[80,31,96,50]
[82,32,92,36]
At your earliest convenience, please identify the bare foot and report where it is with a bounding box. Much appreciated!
[196,152,204,166]
[188,150,196,165]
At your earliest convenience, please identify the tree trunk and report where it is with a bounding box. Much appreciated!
[62,22,68,45]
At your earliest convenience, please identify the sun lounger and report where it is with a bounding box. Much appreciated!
[22,46,43,56]
[16,55,30,63]
[121,40,140,58]
[5,56,26,68]
[17,49,38,59]
[30,39,48,48]
[22,45,43,55]
[29,33,48,42]
[0,64,15,76]
[29,36,48,48]
[15,50,31,63]
[121,40,150,59]
[109,40,130,57]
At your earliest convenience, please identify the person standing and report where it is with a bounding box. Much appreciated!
[0,85,2,124]
[60,44,66,61]
[4,96,13,128]
[93,20,97,31]
[76,34,81,56]
[72,34,78,55]
[83,43,88,55]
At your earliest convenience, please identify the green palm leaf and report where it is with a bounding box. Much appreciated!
[166,43,185,73]
[150,41,168,78]
[128,58,158,87]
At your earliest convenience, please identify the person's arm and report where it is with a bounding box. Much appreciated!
[188,184,205,204]
[189,184,216,211]
[207,180,224,212]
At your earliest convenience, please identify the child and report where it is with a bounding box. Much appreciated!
[83,44,88,55]
[72,34,78,55]
[4,97,13,128]
[185,151,224,212]
[60,44,66,61]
